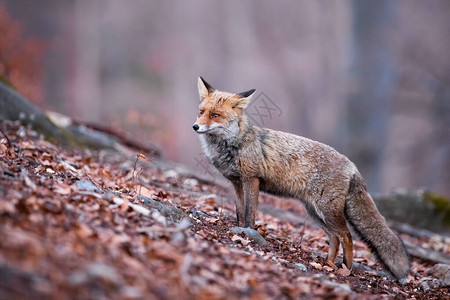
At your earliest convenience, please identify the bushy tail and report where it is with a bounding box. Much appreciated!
[345,173,410,280]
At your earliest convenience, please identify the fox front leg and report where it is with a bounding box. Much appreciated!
[231,181,245,227]
[242,177,260,228]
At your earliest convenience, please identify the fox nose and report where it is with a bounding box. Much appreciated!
[193,124,199,131]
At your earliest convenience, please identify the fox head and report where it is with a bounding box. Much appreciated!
[193,77,255,138]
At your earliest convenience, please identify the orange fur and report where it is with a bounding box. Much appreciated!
[193,77,410,280]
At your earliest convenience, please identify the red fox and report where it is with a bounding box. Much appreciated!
[192,77,410,280]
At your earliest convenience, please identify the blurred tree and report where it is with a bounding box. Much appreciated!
[0,4,44,104]
[1,0,448,196]
[345,0,396,192]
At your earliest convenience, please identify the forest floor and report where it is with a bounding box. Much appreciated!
[0,120,449,299]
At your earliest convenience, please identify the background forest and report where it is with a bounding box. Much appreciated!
[2,0,449,196]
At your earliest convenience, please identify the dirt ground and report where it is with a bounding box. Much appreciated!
[0,121,449,299]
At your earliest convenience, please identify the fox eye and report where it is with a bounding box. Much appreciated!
[199,110,204,115]
[211,113,220,119]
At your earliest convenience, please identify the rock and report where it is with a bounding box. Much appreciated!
[231,227,268,246]
[420,278,442,291]
[0,81,69,145]
[294,263,307,272]
[75,180,100,193]
[322,280,353,293]
[139,196,190,223]
[373,188,449,233]
[69,124,121,150]
[429,278,442,289]
[120,286,142,299]
[420,281,430,292]
[427,263,450,286]
[183,178,198,187]
[69,263,124,286]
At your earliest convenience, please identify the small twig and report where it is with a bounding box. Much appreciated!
[132,155,139,188]
[297,215,309,249]
[219,193,224,219]
[132,154,151,198]
[0,127,11,148]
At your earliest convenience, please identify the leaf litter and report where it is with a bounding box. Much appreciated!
[0,120,449,299]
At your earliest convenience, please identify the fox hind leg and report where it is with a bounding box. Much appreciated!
[340,231,353,269]
[304,203,343,264]
[315,193,354,269]
[324,219,353,269]
[320,206,353,268]
[327,235,340,263]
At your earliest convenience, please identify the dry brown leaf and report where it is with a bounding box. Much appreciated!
[76,223,95,238]
[197,230,207,239]
[0,201,16,214]
[310,262,322,270]
[231,235,249,246]
[23,173,37,190]
[0,121,447,299]
[204,217,219,223]
[323,266,333,272]
[54,184,72,195]
[326,259,337,269]
[337,266,351,277]
[120,198,129,212]
[138,185,154,198]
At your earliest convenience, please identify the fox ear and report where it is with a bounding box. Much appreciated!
[198,77,215,101]
[233,89,256,110]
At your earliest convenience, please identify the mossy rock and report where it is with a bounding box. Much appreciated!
[423,192,450,227]
[374,188,450,233]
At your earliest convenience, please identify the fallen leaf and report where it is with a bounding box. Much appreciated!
[323,266,333,272]
[76,223,95,238]
[337,266,351,277]
[138,185,154,198]
[127,203,151,216]
[231,235,249,246]
[326,259,337,269]
[54,184,71,195]
[120,198,129,212]
[310,262,322,270]
[231,235,250,246]
[204,217,219,223]
[22,173,37,190]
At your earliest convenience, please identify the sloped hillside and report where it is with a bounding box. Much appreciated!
[0,120,449,299]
